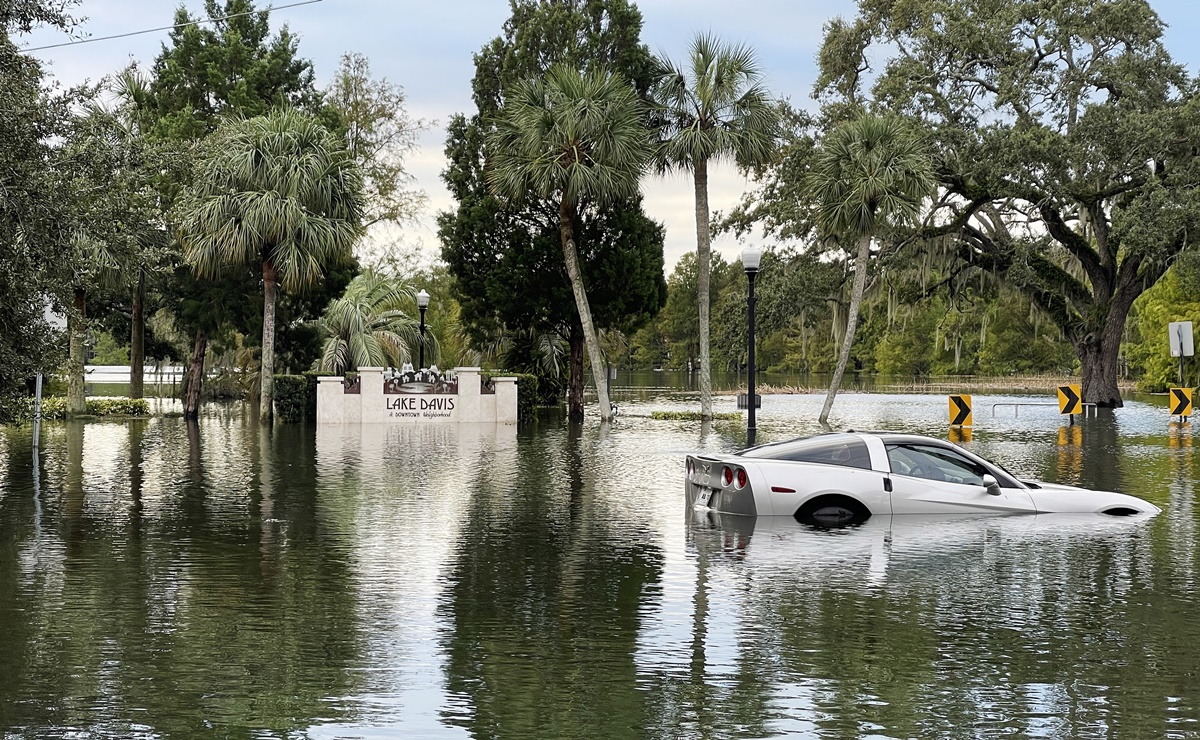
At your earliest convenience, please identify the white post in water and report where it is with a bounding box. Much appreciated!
[33,371,43,449]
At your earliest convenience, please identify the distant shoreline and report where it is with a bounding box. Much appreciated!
[716,376,1138,395]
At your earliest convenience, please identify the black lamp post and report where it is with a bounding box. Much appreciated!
[417,289,430,370]
[742,246,761,445]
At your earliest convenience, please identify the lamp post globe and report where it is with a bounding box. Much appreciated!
[417,289,430,370]
[741,247,762,445]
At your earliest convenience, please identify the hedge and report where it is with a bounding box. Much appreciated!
[489,371,538,422]
[30,397,151,420]
[273,372,319,423]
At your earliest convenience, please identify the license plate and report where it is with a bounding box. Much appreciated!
[697,487,713,508]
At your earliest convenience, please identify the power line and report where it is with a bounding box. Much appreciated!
[19,0,325,53]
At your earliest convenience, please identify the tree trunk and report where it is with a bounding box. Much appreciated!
[260,259,279,423]
[568,331,585,423]
[183,328,207,421]
[67,288,87,416]
[694,158,713,420]
[820,234,873,426]
[129,269,145,399]
[1071,274,1138,408]
[1077,321,1127,409]
[559,198,612,422]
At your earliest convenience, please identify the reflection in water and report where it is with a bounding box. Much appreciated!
[435,421,665,738]
[0,392,1199,737]
[689,512,1190,738]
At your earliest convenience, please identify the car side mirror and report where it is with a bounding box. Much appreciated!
[981,474,1002,496]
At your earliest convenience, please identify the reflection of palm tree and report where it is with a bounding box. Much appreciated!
[808,116,934,425]
[317,271,423,374]
[63,420,86,557]
[439,423,664,736]
[179,109,364,422]
[128,420,146,541]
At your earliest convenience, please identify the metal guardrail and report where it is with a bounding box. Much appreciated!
[991,402,1098,418]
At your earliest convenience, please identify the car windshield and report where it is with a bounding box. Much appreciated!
[739,435,872,470]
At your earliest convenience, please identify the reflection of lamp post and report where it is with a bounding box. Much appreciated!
[742,246,761,445]
[417,289,430,370]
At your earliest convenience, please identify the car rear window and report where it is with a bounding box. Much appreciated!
[740,437,872,470]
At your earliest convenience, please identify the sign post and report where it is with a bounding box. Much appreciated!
[1169,321,1194,387]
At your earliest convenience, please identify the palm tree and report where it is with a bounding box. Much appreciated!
[654,33,779,421]
[317,271,423,374]
[487,65,652,423]
[178,108,364,422]
[808,115,935,426]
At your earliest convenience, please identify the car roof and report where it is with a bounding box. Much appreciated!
[738,430,956,456]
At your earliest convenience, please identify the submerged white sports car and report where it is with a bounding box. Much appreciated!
[684,431,1161,525]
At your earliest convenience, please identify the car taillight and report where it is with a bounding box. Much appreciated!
[736,468,748,489]
[686,458,693,477]
[723,467,733,486]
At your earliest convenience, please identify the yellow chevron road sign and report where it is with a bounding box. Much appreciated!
[1057,384,1082,415]
[948,394,972,427]
[1170,387,1193,417]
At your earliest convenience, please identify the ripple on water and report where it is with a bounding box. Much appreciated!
[1,396,1199,737]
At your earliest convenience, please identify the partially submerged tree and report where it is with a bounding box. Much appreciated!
[815,0,1200,407]
[439,0,666,423]
[0,1,78,421]
[140,0,328,416]
[178,109,364,422]
[806,115,934,425]
[487,65,653,423]
[653,32,779,420]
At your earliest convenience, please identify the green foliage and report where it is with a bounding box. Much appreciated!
[89,331,130,365]
[1126,266,1200,391]
[179,110,364,292]
[273,373,318,423]
[144,0,320,141]
[29,396,150,420]
[178,109,365,419]
[324,52,427,231]
[653,32,781,417]
[650,411,739,421]
[809,0,1200,406]
[439,0,666,416]
[489,65,651,206]
[0,4,77,421]
[138,0,335,408]
[653,33,780,173]
[317,271,420,374]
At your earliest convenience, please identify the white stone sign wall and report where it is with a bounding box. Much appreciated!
[318,367,518,425]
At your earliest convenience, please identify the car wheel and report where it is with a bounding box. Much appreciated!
[795,496,871,528]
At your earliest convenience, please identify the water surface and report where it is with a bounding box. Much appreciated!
[1,390,1197,738]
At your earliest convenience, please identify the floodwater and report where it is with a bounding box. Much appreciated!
[1,387,1197,738]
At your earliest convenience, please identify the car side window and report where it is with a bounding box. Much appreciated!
[887,444,987,485]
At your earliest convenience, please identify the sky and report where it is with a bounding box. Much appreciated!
[19,0,1200,274]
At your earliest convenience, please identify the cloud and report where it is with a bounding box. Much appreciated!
[20,0,1200,275]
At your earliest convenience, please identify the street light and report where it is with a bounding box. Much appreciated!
[417,289,430,370]
[741,246,761,445]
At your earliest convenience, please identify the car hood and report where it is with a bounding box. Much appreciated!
[1022,480,1162,515]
